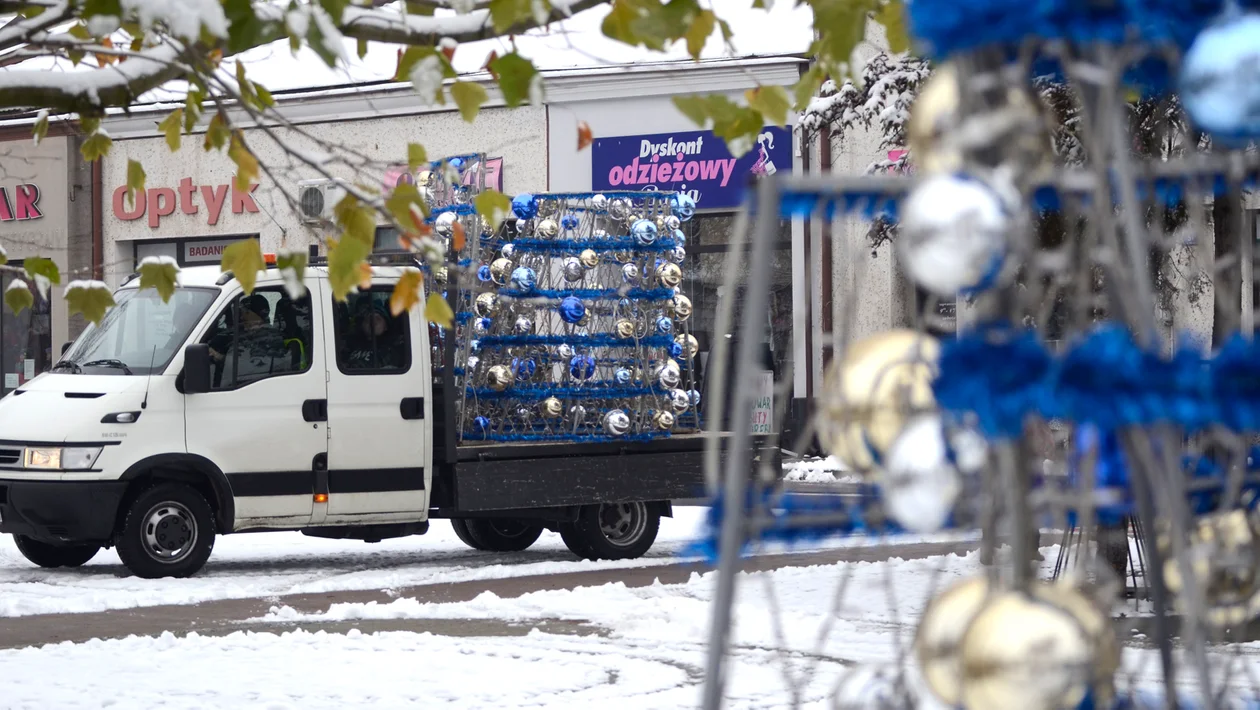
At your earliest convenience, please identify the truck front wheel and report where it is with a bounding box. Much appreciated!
[562,502,660,560]
[115,483,216,579]
[462,519,543,552]
[12,535,100,568]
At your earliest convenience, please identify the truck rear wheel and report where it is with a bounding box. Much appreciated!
[449,519,487,551]
[115,483,216,579]
[12,535,100,568]
[463,519,543,552]
[564,502,660,560]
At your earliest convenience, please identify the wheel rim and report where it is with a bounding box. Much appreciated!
[598,502,647,548]
[488,520,534,539]
[140,501,198,564]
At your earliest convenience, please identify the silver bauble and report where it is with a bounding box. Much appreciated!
[675,333,699,359]
[603,409,631,436]
[669,294,693,321]
[514,316,534,334]
[435,211,458,237]
[490,258,513,285]
[621,263,641,284]
[670,388,690,412]
[536,218,560,239]
[656,262,683,288]
[562,257,585,282]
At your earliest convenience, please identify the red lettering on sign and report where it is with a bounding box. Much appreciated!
[110,178,259,228]
[112,186,145,221]
[0,184,44,222]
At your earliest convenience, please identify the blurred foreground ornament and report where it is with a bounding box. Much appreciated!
[1160,508,1260,628]
[881,414,966,533]
[1180,10,1260,142]
[898,173,1011,297]
[817,329,940,471]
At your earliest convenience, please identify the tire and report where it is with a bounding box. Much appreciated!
[567,502,660,561]
[463,519,544,552]
[12,535,100,568]
[450,518,487,551]
[115,483,216,579]
[559,523,593,558]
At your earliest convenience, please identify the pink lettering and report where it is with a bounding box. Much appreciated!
[656,163,672,182]
[608,165,623,186]
[112,185,145,221]
[201,185,227,225]
[718,158,737,187]
[0,187,14,221]
[231,183,259,214]
[684,161,700,181]
[698,161,719,181]
[13,184,41,220]
[178,177,198,214]
[147,188,176,228]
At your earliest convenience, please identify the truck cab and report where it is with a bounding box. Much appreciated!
[0,262,438,577]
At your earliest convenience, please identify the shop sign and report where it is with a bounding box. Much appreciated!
[0,183,43,222]
[112,177,259,228]
[591,127,792,209]
[183,238,253,264]
[383,157,504,193]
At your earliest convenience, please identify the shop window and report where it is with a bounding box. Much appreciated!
[200,288,313,390]
[331,289,412,375]
[0,267,50,395]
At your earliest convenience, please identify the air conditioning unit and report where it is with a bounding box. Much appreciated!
[297,178,348,224]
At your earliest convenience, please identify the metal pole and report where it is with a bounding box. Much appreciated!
[701,180,779,710]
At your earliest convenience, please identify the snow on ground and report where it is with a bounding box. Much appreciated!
[782,455,861,483]
[6,543,1250,708]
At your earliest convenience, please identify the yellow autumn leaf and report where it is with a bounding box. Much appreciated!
[389,268,424,316]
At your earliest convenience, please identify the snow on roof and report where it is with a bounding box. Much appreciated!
[0,1,813,123]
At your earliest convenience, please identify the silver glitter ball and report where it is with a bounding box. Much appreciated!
[514,316,534,334]
[603,409,631,436]
[562,257,585,282]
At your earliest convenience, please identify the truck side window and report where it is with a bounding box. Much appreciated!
[200,288,314,390]
[332,289,411,375]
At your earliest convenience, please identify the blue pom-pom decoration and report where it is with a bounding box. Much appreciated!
[570,354,596,380]
[509,266,537,292]
[561,214,580,231]
[511,193,537,220]
[559,296,586,324]
[670,342,684,358]
[474,416,491,431]
[449,157,465,171]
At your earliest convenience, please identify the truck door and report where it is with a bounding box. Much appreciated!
[321,282,429,520]
[184,283,327,527]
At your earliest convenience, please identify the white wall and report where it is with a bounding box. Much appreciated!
[102,105,547,285]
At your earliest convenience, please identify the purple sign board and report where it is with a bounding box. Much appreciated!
[591,127,793,210]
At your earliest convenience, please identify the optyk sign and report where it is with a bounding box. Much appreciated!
[591,127,792,210]
[113,177,259,228]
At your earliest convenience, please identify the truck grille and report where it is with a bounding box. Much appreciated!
[0,448,21,466]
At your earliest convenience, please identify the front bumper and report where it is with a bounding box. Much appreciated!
[0,479,126,544]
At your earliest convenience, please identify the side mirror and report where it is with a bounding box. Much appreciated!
[183,344,212,394]
[60,342,71,356]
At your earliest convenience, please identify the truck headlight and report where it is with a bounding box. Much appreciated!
[24,447,102,470]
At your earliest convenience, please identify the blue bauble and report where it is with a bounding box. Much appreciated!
[672,193,696,222]
[1179,12,1260,142]
[509,266,537,292]
[477,264,492,282]
[670,342,684,358]
[672,229,686,246]
[511,193,537,220]
[570,354,596,380]
[559,296,586,324]
[561,214,580,231]
[688,389,701,406]
[449,157,465,171]
[656,316,674,334]
[614,368,632,385]
[631,218,659,245]
[474,416,491,431]
[512,357,537,381]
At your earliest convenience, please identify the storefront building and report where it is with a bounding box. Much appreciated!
[100,80,547,284]
[0,131,94,394]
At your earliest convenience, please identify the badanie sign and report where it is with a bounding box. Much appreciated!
[591,127,792,210]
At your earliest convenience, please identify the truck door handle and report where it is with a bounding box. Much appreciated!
[400,397,424,420]
[302,399,327,422]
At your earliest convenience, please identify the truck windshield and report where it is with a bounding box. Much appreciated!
[58,287,219,376]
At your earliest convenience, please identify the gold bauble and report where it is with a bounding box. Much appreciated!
[675,333,699,359]
[816,329,939,471]
[915,577,990,707]
[536,217,559,239]
[906,63,963,176]
[433,267,448,286]
[474,292,499,317]
[614,319,636,339]
[669,294,693,321]
[615,250,634,264]
[540,396,564,418]
[486,365,512,391]
[656,262,683,288]
[959,590,1095,710]
[579,249,600,269]
[489,258,513,285]
[653,410,675,430]
[1160,509,1260,628]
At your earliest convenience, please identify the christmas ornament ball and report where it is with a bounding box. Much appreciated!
[898,173,1010,297]
[489,258,513,285]
[474,292,499,317]
[562,257,585,282]
[509,266,537,292]
[511,193,537,220]
[435,211,458,236]
[579,249,600,269]
[631,218,659,245]
[656,262,683,288]
[603,409,631,436]
[541,397,564,417]
[1179,11,1260,142]
[487,365,513,391]
[882,414,965,533]
[559,296,586,325]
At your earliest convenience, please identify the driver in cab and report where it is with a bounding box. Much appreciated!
[208,295,290,386]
